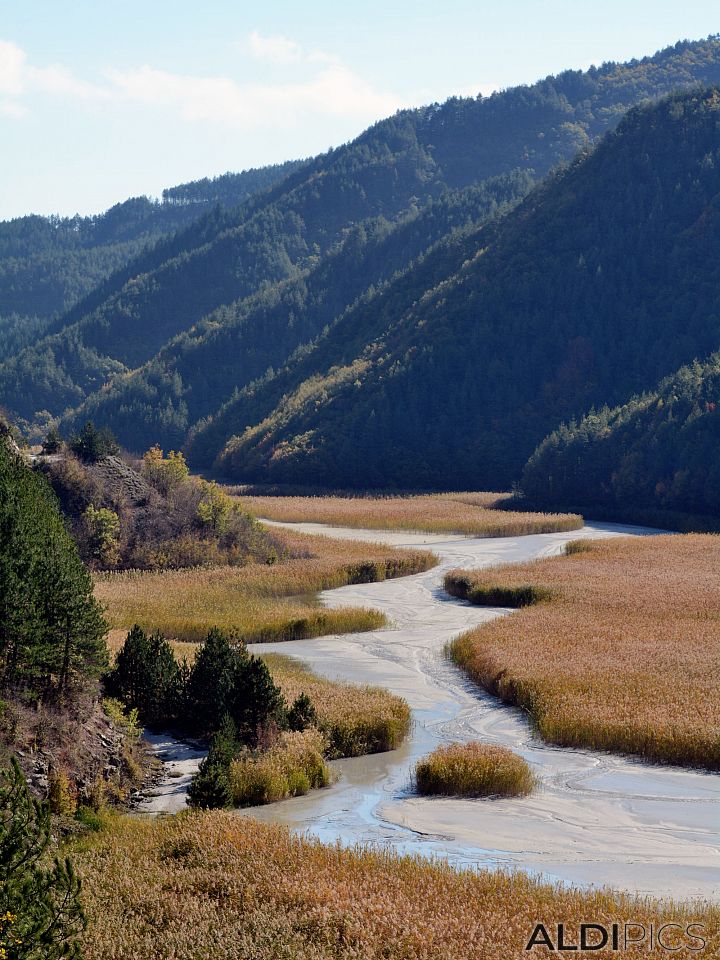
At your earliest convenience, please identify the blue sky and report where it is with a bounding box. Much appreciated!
[1,1,718,219]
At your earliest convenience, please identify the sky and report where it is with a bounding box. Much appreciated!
[1,1,718,220]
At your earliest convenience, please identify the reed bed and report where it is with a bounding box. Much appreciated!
[74,812,718,959]
[263,653,411,757]
[95,527,434,642]
[239,492,582,536]
[448,534,720,768]
[229,729,331,806]
[415,742,535,797]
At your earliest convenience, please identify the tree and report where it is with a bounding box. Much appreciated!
[187,714,238,809]
[231,655,287,746]
[0,758,85,959]
[0,434,107,696]
[196,481,233,533]
[41,427,62,455]
[287,692,318,732]
[69,421,118,463]
[105,626,179,727]
[82,505,120,567]
[141,446,189,496]
[185,629,246,733]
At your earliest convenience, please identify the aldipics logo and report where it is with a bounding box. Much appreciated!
[525,922,708,953]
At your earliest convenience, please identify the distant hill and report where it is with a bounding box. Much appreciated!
[213,87,720,489]
[522,355,720,522]
[0,160,302,359]
[4,36,720,444]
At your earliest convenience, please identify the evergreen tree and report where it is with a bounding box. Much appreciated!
[231,655,287,746]
[287,692,318,732]
[185,629,246,733]
[105,625,179,727]
[0,758,86,959]
[0,433,107,696]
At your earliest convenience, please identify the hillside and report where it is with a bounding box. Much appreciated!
[522,354,720,521]
[4,37,720,441]
[0,160,301,362]
[210,87,720,489]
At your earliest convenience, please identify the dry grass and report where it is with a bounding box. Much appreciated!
[448,534,720,768]
[262,653,411,757]
[415,742,535,797]
[238,492,582,537]
[229,729,331,806]
[95,527,434,643]
[73,812,719,959]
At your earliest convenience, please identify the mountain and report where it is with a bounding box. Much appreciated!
[212,87,720,489]
[522,355,720,521]
[0,160,302,361]
[3,37,720,443]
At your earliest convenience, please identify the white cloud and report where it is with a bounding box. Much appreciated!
[248,30,302,65]
[106,60,404,127]
[0,32,407,130]
[0,39,26,96]
[28,63,111,101]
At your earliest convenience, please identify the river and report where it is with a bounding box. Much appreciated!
[141,520,720,901]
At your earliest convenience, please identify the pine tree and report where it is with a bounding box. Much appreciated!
[0,758,86,959]
[0,434,107,696]
[106,626,179,727]
[231,655,287,745]
[186,629,247,733]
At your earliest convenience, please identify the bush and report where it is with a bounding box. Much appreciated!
[415,742,536,797]
[228,730,330,807]
[444,573,554,607]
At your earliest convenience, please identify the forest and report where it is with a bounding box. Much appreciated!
[0,37,718,493]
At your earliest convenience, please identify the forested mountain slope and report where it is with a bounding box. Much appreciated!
[0,160,301,360]
[522,355,720,519]
[214,88,720,489]
[63,171,533,452]
[4,37,720,437]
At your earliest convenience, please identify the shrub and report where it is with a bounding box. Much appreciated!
[445,572,554,607]
[228,730,330,807]
[48,768,78,816]
[415,742,536,797]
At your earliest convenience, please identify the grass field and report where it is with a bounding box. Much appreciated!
[96,527,434,643]
[448,534,720,768]
[415,742,535,797]
[237,491,583,537]
[73,812,718,959]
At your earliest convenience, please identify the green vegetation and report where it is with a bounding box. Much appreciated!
[0,427,108,697]
[0,758,86,958]
[0,160,302,333]
[215,87,720,491]
[2,39,719,462]
[227,729,331,807]
[415,742,536,797]
[38,441,276,570]
[523,353,720,525]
